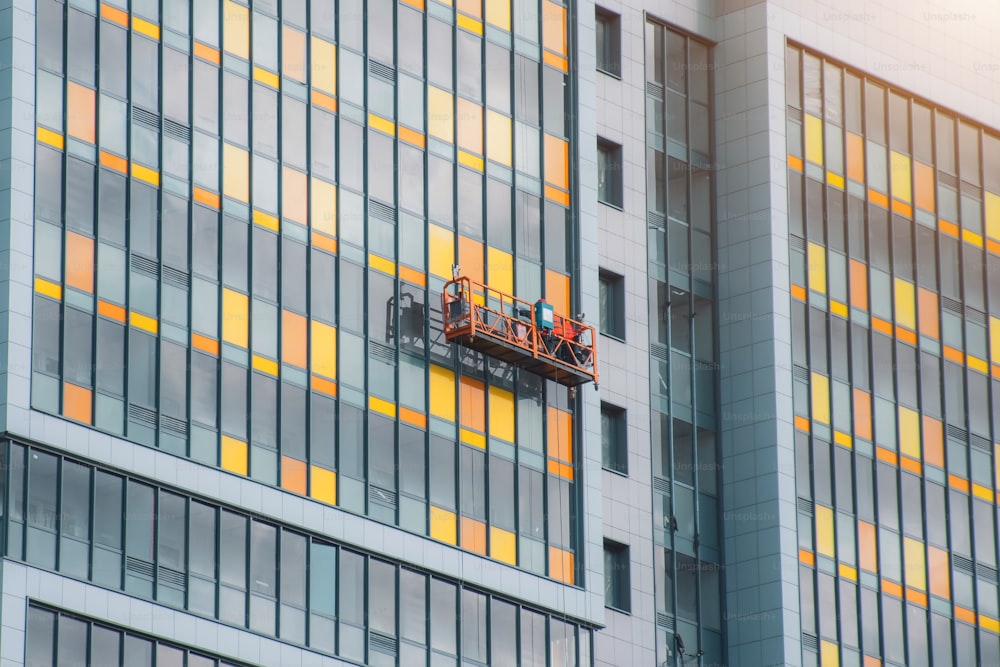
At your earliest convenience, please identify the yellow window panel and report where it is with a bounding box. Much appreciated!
[486,110,512,166]
[428,224,454,280]
[429,364,456,422]
[490,527,516,565]
[489,386,515,442]
[811,372,830,424]
[221,436,248,475]
[542,1,566,56]
[820,640,839,667]
[544,134,569,190]
[311,321,337,379]
[283,26,307,82]
[894,278,915,330]
[310,466,337,505]
[898,406,920,459]
[222,288,249,348]
[815,504,834,558]
[310,178,337,237]
[429,506,457,544]
[427,87,454,143]
[485,0,511,31]
[311,37,337,94]
[804,114,823,165]
[807,242,826,294]
[991,317,1000,363]
[223,143,249,202]
[487,247,513,295]
[223,0,250,59]
[370,395,397,418]
[904,537,926,591]
[890,151,912,204]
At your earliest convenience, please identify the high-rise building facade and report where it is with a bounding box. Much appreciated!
[1,0,1000,665]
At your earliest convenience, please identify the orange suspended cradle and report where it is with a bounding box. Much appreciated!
[442,276,598,388]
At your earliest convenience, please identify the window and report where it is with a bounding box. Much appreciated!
[597,138,623,207]
[599,270,625,339]
[601,403,627,474]
[595,8,620,77]
[604,540,630,612]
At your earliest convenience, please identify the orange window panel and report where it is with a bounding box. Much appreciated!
[458,0,482,19]
[457,98,483,155]
[849,259,868,311]
[63,382,93,425]
[846,133,865,181]
[459,375,486,433]
[283,167,307,225]
[858,521,877,572]
[922,415,944,468]
[917,287,939,339]
[281,456,307,494]
[67,82,96,144]
[486,111,512,165]
[458,235,484,284]
[545,269,570,316]
[547,406,572,463]
[853,388,872,440]
[282,26,307,82]
[548,546,575,584]
[542,1,567,56]
[544,134,569,190]
[65,231,94,293]
[460,516,487,554]
[282,310,307,368]
[914,162,935,212]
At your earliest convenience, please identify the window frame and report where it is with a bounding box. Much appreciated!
[597,138,624,208]
[595,7,621,78]
[600,402,628,475]
[603,539,631,613]
[598,269,626,340]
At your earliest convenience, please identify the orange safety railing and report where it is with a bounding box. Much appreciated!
[442,277,598,387]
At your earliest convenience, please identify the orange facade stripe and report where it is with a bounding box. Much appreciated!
[939,219,960,237]
[399,406,427,429]
[100,3,128,26]
[193,186,221,209]
[97,300,126,322]
[881,579,903,599]
[868,189,889,208]
[193,41,221,64]
[398,125,426,149]
[399,265,426,287]
[871,317,893,336]
[788,154,804,172]
[905,588,928,608]
[192,333,220,356]
[794,415,811,432]
[544,184,570,207]
[943,346,964,364]
[798,549,815,566]
[948,474,970,493]
[900,456,922,476]
[311,90,338,113]
[99,150,128,173]
[988,238,1000,256]
[891,199,912,218]
[310,374,338,397]
[791,284,807,301]
[955,606,977,625]
[876,447,898,466]
[311,232,338,254]
[895,327,917,346]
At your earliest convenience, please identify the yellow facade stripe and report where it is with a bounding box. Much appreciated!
[252,355,279,376]
[131,163,160,186]
[962,228,984,248]
[253,66,280,89]
[368,114,396,137]
[826,171,845,190]
[981,614,1000,634]
[834,430,853,449]
[968,355,989,374]
[129,311,159,334]
[368,253,396,277]
[37,126,64,150]
[972,483,994,502]
[830,300,848,318]
[458,150,485,172]
[838,563,858,581]
[456,13,484,35]
[369,395,397,418]
[34,277,62,300]
[132,16,160,40]
[460,428,486,449]
[253,209,280,232]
